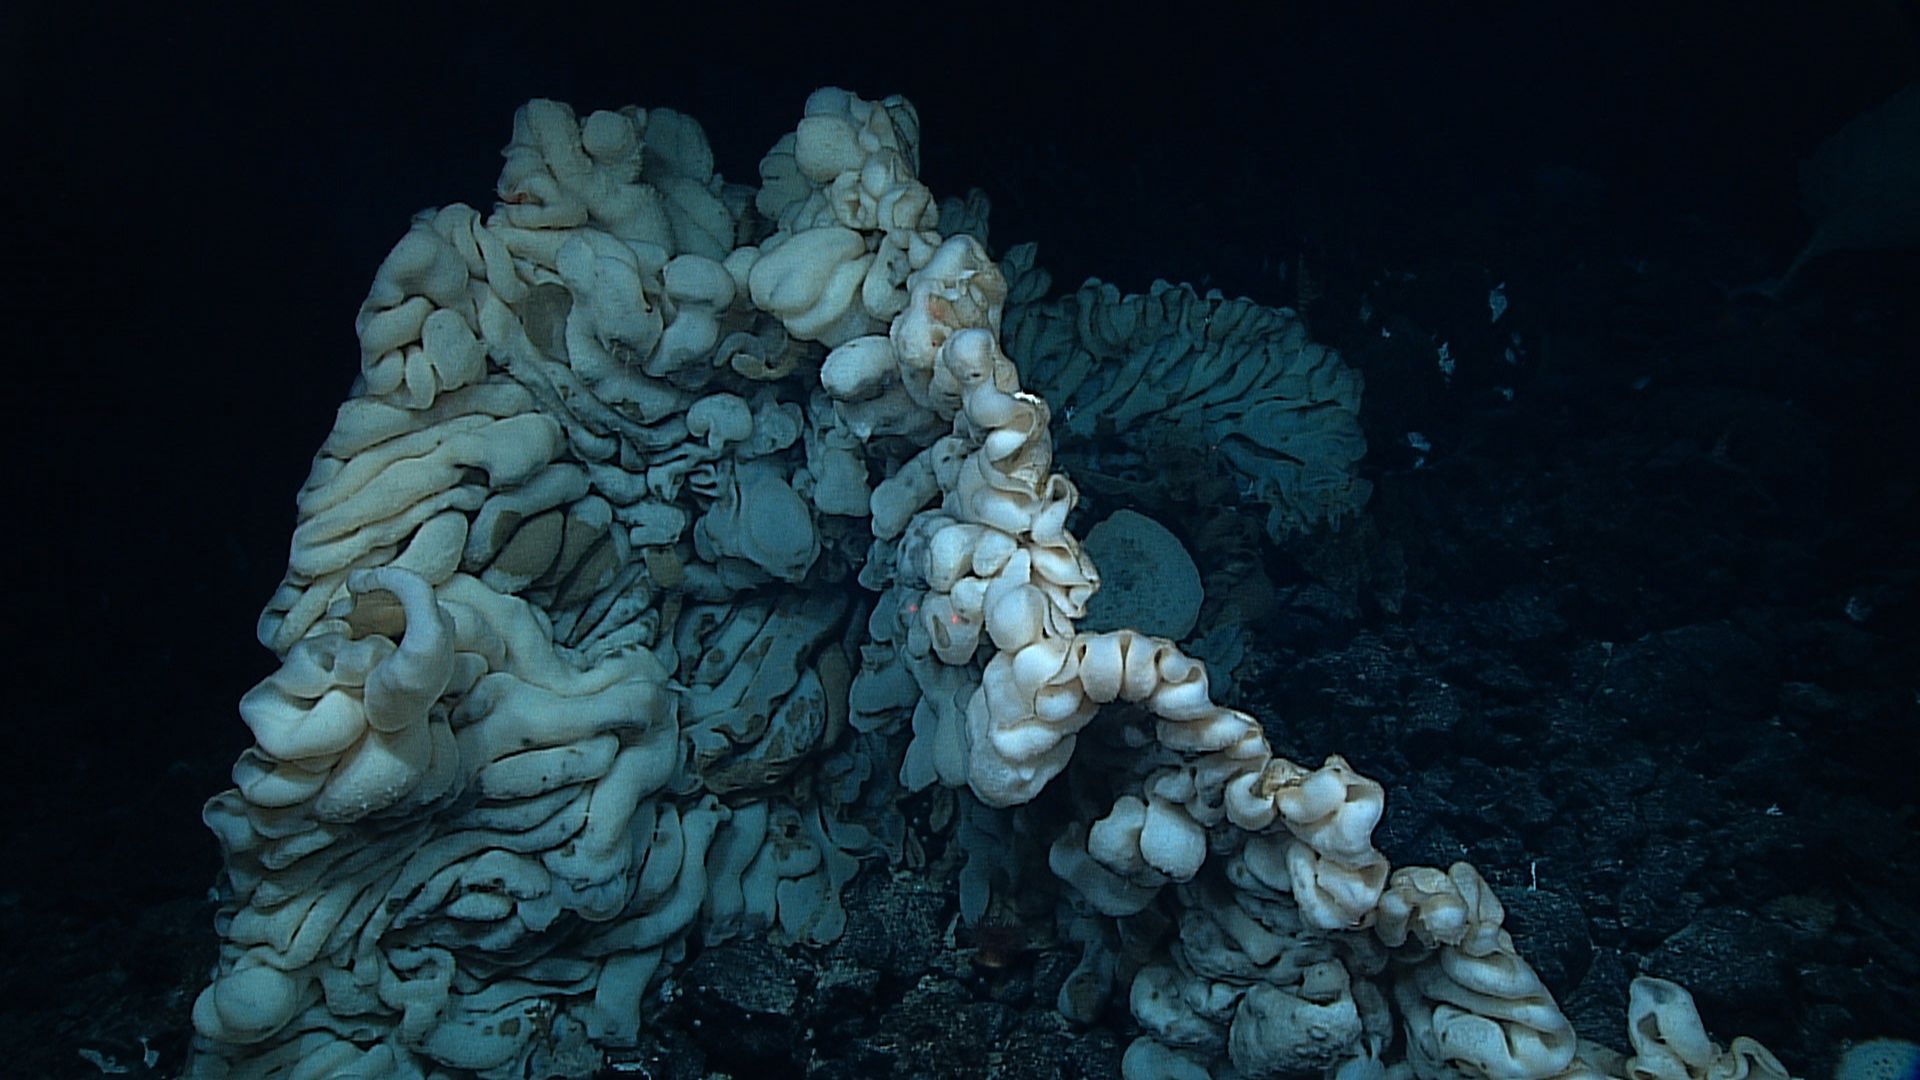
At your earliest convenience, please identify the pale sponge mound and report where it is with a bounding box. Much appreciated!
[1079,508,1203,640]
[1837,1039,1920,1080]
[189,87,1798,1080]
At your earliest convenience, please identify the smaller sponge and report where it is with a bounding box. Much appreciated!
[1786,83,1920,286]
[1079,509,1202,641]
[1838,1039,1920,1080]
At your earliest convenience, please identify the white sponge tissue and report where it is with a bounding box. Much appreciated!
[186,88,1797,1080]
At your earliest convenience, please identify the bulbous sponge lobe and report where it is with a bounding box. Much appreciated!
[1837,1040,1920,1080]
[1079,509,1202,641]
